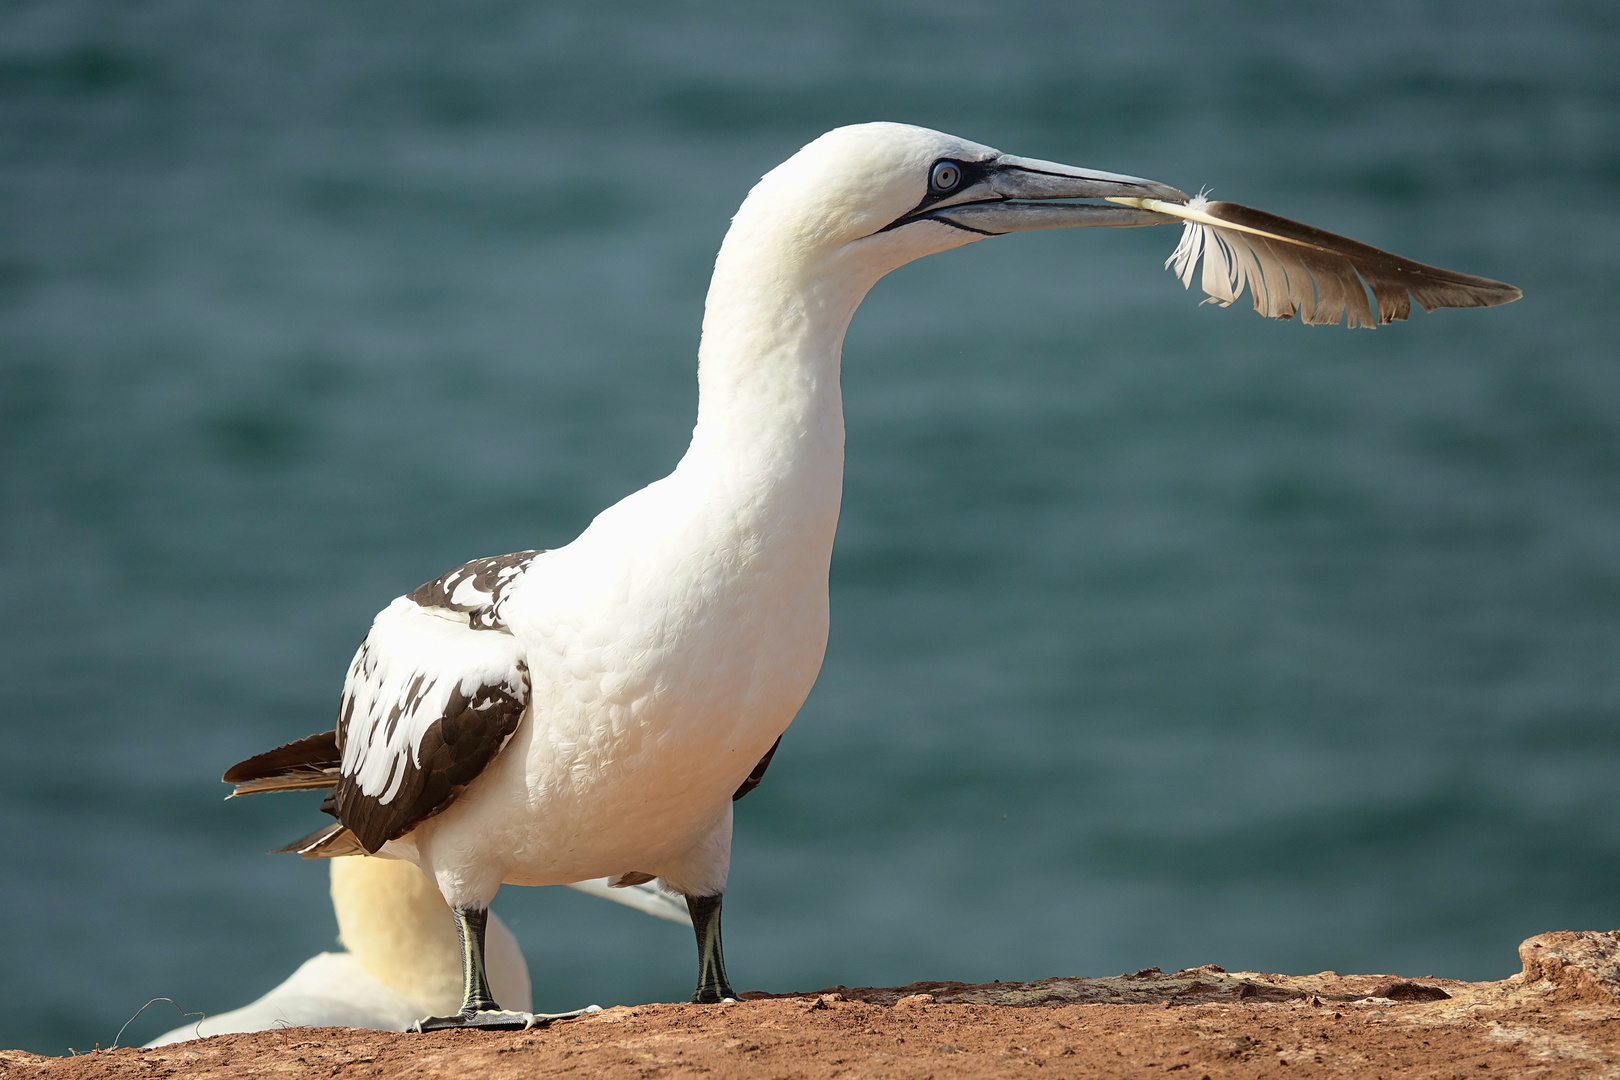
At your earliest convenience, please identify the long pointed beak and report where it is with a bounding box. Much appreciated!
[924,154,1189,235]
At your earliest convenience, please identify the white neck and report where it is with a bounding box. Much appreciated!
[681,207,891,484]
[329,857,530,1015]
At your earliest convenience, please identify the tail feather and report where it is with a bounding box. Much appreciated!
[270,822,370,859]
[224,731,341,799]
[227,772,340,797]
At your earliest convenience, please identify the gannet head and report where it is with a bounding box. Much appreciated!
[729,122,1188,278]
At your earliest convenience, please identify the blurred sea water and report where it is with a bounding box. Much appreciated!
[2,0,1617,1055]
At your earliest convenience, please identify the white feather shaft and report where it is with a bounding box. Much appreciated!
[1110,196,1340,258]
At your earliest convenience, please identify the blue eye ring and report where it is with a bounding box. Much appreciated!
[929,161,962,193]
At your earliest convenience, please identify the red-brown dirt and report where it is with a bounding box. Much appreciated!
[6,931,1618,1079]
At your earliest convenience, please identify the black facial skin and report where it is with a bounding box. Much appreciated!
[876,157,998,234]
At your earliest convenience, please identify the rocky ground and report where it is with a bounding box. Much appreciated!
[5,931,1618,1079]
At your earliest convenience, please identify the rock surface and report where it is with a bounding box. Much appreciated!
[1519,930,1620,1005]
[6,931,1619,1078]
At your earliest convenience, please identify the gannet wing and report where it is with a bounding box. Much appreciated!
[565,879,694,926]
[1111,195,1521,328]
[731,735,781,801]
[329,551,543,853]
[400,549,544,631]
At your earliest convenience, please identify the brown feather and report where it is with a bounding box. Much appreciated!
[226,771,340,797]
[1145,196,1521,328]
[223,730,341,798]
[270,822,370,859]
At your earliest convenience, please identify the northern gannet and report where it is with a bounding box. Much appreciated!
[146,857,533,1044]
[144,859,690,1045]
[140,854,690,1042]
[224,123,1518,1031]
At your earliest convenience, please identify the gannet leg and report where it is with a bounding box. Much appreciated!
[414,907,599,1032]
[683,893,736,1003]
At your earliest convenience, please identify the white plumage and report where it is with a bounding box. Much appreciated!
[146,858,533,1044]
[146,859,689,1045]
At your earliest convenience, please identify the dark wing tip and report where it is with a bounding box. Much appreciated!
[270,823,370,859]
[223,730,341,784]
[732,736,783,801]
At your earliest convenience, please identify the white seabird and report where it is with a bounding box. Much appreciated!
[146,857,532,1044]
[225,122,1518,1030]
[144,858,689,1045]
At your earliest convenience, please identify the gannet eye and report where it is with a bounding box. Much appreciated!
[929,161,962,193]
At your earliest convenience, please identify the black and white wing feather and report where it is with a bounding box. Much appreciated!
[333,550,543,852]
[404,549,539,631]
[224,550,543,856]
[332,594,528,853]
[1114,195,1521,328]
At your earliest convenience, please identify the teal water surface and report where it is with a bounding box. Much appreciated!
[2,0,1618,1055]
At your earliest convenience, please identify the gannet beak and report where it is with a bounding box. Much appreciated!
[922,154,1189,234]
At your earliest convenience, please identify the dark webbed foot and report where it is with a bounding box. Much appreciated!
[684,892,737,1003]
[411,906,602,1032]
[414,1006,601,1032]
[415,1009,536,1032]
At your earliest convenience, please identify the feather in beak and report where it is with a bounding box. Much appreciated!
[1110,195,1522,329]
